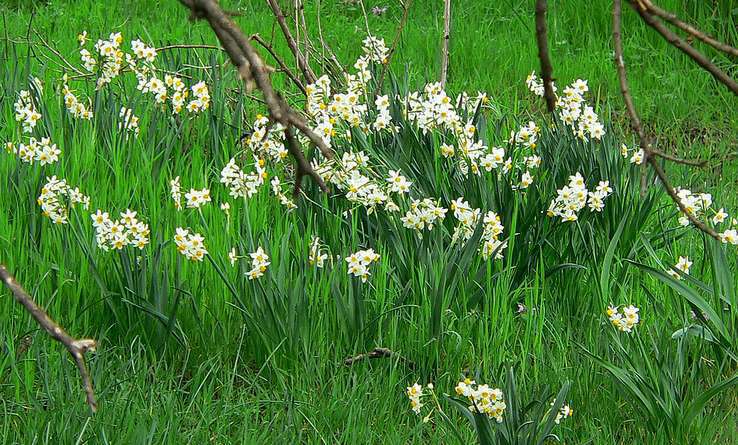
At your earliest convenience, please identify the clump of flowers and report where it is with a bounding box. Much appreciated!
[454,378,507,422]
[553,403,573,424]
[37,176,90,224]
[119,107,140,138]
[674,188,713,227]
[169,176,212,210]
[666,255,692,280]
[345,248,380,282]
[401,198,448,234]
[184,187,211,209]
[481,211,506,260]
[547,173,612,222]
[669,188,738,246]
[5,137,61,166]
[61,76,93,120]
[309,236,328,268]
[607,305,640,333]
[71,31,210,126]
[620,143,645,165]
[270,177,297,210]
[220,157,267,200]
[91,209,150,250]
[90,32,125,88]
[406,383,424,414]
[187,81,211,113]
[362,35,389,64]
[174,227,208,261]
[14,89,43,133]
[526,72,605,141]
[246,246,270,280]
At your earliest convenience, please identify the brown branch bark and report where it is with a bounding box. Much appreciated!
[178,0,333,194]
[440,0,451,88]
[628,0,738,96]
[534,0,557,112]
[284,124,328,196]
[265,0,317,84]
[641,0,738,58]
[613,0,720,240]
[0,265,98,413]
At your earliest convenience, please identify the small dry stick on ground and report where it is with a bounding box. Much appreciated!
[440,0,451,88]
[179,0,332,194]
[534,0,557,112]
[343,347,414,369]
[612,0,720,240]
[0,265,98,413]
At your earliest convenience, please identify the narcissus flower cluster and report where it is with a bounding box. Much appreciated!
[246,247,270,280]
[14,88,43,133]
[554,403,573,424]
[309,236,328,268]
[526,72,605,141]
[345,248,380,282]
[37,176,90,225]
[91,209,150,250]
[547,173,612,222]
[5,137,60,166]
[174,227,208,261]
[607,305,640,333]
[119,107,140,138]
[666,256,692,280]
[455,378,507,422]
[406,383,424,415]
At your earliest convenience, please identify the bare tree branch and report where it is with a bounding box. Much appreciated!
[613,0,720,240]
[641,0,738,58]
[178,0,333,194]
[534,0,557,112]
[266,0,317,84]
[0,265,98,413]
[440,0,451,88]
[628,0,738,96]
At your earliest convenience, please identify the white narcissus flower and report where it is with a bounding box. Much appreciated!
[246,246,270,280]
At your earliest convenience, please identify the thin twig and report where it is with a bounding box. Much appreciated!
[440,0,451,88]
[534,0,557,112]
[650,148,706,167]
[266,0,317,84]
[0,265,98,413]
[376,0,413,96]
[179,0,334,194]
[641,0,738,58]
[155,44,224,52]
[628,0,738,96]
[32,29,86,76]
[250,33,307,96]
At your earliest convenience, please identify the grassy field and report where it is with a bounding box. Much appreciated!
[1,1,738,444]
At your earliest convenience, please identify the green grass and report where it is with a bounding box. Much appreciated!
[1,1,738,444]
